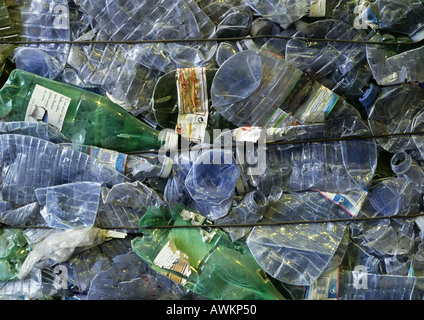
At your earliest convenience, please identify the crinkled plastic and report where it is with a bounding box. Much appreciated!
[253,116,377,194]
[0,228,31,281]
[0,121,69,144]
[362,0,424,41]
[366,33,424,86]
[349,177,421,257]
[215,189,271,242]
[243,0,313,29]
[9,0,71,78]
[363,83,424,155]
[246,190,354,286]
[285,19,372,97]
[0,134,127,207]
[131,205,285,300]
[211,49,360,128]
[86,253,187,300]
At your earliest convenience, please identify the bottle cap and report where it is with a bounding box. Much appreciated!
[410,25,424,42]
[359,84,381,109]
[159,156,173,178]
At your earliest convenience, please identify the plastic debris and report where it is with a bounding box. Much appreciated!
[0,0,423,302]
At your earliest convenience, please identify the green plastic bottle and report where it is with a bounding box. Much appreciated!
[0,69,164,153]
[131,205,286,300]
[0,228,31,281]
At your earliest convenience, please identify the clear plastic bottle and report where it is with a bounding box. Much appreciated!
[74,0,215,41]
[242,0,331,29]
[285,19,372,97]
[366,32,424,86]
[184,148,241,221]
[361,0,424,41]
[359,83,424,155]
[390,151,424,192]
[0,228,31,281]
[215,190,270,242]
[211,49,361,129]
[0,134,127,206]
[60,143,173,181]
[9,0,71,79]
[253,116,377,194]
[349,177,420,257]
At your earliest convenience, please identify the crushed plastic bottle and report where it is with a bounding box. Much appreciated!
[60,143,174,181]
[0,134,127,207]
[360,83,424,155]
[0,69,165,152]
[253,116,377,194]
[359,0,424,41]
[131,205,286,300]
[285,19,372,97]
[365,32,424,86]
[211,49,361,129]
[246,190,357,286]
[165,147,240,221]
[9,0,71,79]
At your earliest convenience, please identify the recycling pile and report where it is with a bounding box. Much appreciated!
[1,0,424,300]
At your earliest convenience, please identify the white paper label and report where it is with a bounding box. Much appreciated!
[25,84,71,131]
[153,241,191,285]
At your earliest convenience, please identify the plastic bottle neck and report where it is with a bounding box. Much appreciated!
[391,151,412,175]
[243,190,268,214]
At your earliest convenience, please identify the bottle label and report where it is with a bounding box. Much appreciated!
[153,240,191,286]
[318,188,368,218]
[293,83,339,123]
[25,84,72,131]
[90,146,128,175]
[262,108,290,129]
[305,267,339,300]
[176,68,209,144]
